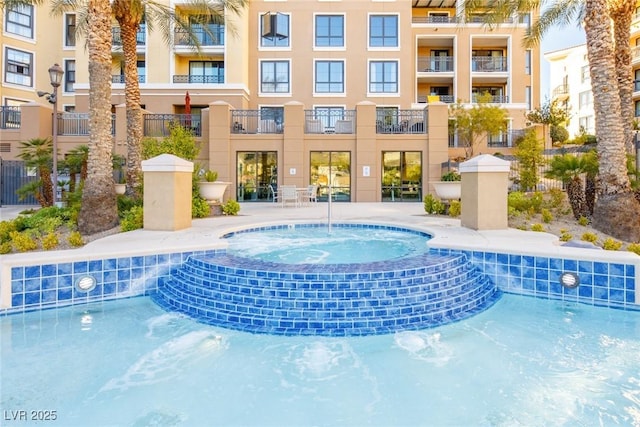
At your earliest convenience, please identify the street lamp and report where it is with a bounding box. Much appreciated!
[37,63,64,206]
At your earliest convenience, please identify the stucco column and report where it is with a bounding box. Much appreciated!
[141,154,193,231]
[460,154,511,230]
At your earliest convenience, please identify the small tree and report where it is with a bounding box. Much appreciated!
[545,154,591,220]
[16,138,54,207]
[513,129,544,191]
[449,93,508,158]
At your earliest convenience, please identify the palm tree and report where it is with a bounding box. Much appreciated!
[16,138,54,207]
[63,145,89,193]
[111,0,247,197]
[465,0,640,241]
[77,0,120,234]
[545,154,590,220]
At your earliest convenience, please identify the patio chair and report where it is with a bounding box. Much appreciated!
[279,185,298,207]
[300,185,318,205]
[269,184,279,203]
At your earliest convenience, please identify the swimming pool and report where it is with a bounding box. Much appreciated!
[2,294,638,426]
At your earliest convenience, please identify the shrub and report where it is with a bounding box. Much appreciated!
[192,197,211,218]
[121,206,144,232]
[627,243,640,256]
[581,232,598,243]
[447,200,461,217]
[423,194,445,215]
[541,209,553,223]
[547,188,565,208]
[602,238,622,251]
[441,171,461,181]
[68,231,84,247]
[516,224,528,231]
[508,191,543,214]
[117,195,142,219]
[0,241,12,254]
[41,232,60,250]
[550,125,569,144]
[559,231,573,242]
[578,216,590,226]
[10,231,38,252]
[531,223,545,232]
[222,200,241,216]
[0,221,17,243]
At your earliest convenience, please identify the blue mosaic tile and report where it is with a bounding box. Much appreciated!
[535,257,549,269]
[41,264,56,277]
[594,262,608,275]
[25,265,40,279]
[578,261,593,274]
[563,259,577,272]
[57,263,72,275]
[73,261,88,274]
[11,267,24,280]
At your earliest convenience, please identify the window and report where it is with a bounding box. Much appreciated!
[579,91,592,109]
[189,61,224,83]
[635,100,640,117]
[525,86,531,111]
[261,12,289,47]
[315,61,344,93]
[369,61,398,93]
[64,60,75,92]
[579,116,594,133]
[525,50,531,75]
[581,65,590,83]
[369,15,398,47]
[4,48,33,87]
[261,61,290,93]
[5,4,33,38]
[65,14,76,47]
[315,15,344,47]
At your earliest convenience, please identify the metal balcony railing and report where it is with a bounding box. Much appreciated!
[417,56,454,72]
[112,74,146,83]
[143,114,201,137]
[111,24,146,46]
[472,94,509,104]
[487,129,525,147]
[0,106,21,129]
[230,111,284,134]
[304,110,356,134]
[172,75,224,84]
[471,56,508,72]
[552,84,569,98]
[412,15,459,24]
[56,113,116,136]
[376,110,427,134]
[418,95,455,104]
[174,26,225,47]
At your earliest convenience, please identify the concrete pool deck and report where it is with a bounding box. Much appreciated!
[1,202,639,310]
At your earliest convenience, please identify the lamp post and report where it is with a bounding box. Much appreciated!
[37,63,64,206]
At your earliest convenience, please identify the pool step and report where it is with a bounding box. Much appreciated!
[152,252,499,336]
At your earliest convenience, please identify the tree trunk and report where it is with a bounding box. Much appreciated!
[585,0,640,241]
[78,0,119,235]
[610,0,635,155]
[114,1,144,198]
[566,178,588,220]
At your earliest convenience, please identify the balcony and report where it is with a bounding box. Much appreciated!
[376,110,427,134]
[412,15,459,24]
[471,56,508,72]
[230,111,283,134]
[56,113,116,136]
[471,94,509,103]
[0,107,21,129]
[417,56,454,73]
[418,95,455,103]
[112,74,146,84]
[487,129,525,147]
[111,24,146,46]
[174,26,225,47]
[143,114,201,137]
[173,75,224,84]
[304,110,356,134]
[552,84,569,100]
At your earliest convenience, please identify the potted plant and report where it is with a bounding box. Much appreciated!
[197,168,231,203]
[113,154,126,195]
[431,170,461,200]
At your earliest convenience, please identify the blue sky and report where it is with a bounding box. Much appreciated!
[540,25,587,98]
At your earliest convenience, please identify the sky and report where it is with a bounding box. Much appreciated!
[539,25,587,99]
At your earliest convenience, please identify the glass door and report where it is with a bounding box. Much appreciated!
[236,151,277,202]
[310,151,351,201]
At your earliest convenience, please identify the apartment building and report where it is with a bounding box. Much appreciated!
[1,0,539,203]
[545,44,595,139]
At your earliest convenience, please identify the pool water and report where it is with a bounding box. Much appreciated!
[2,295,639,426]
[224,224,430,264]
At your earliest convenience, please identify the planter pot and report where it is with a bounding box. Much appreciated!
[115,183,126,195]
[431,181,461,200]
[198,181,231,203]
